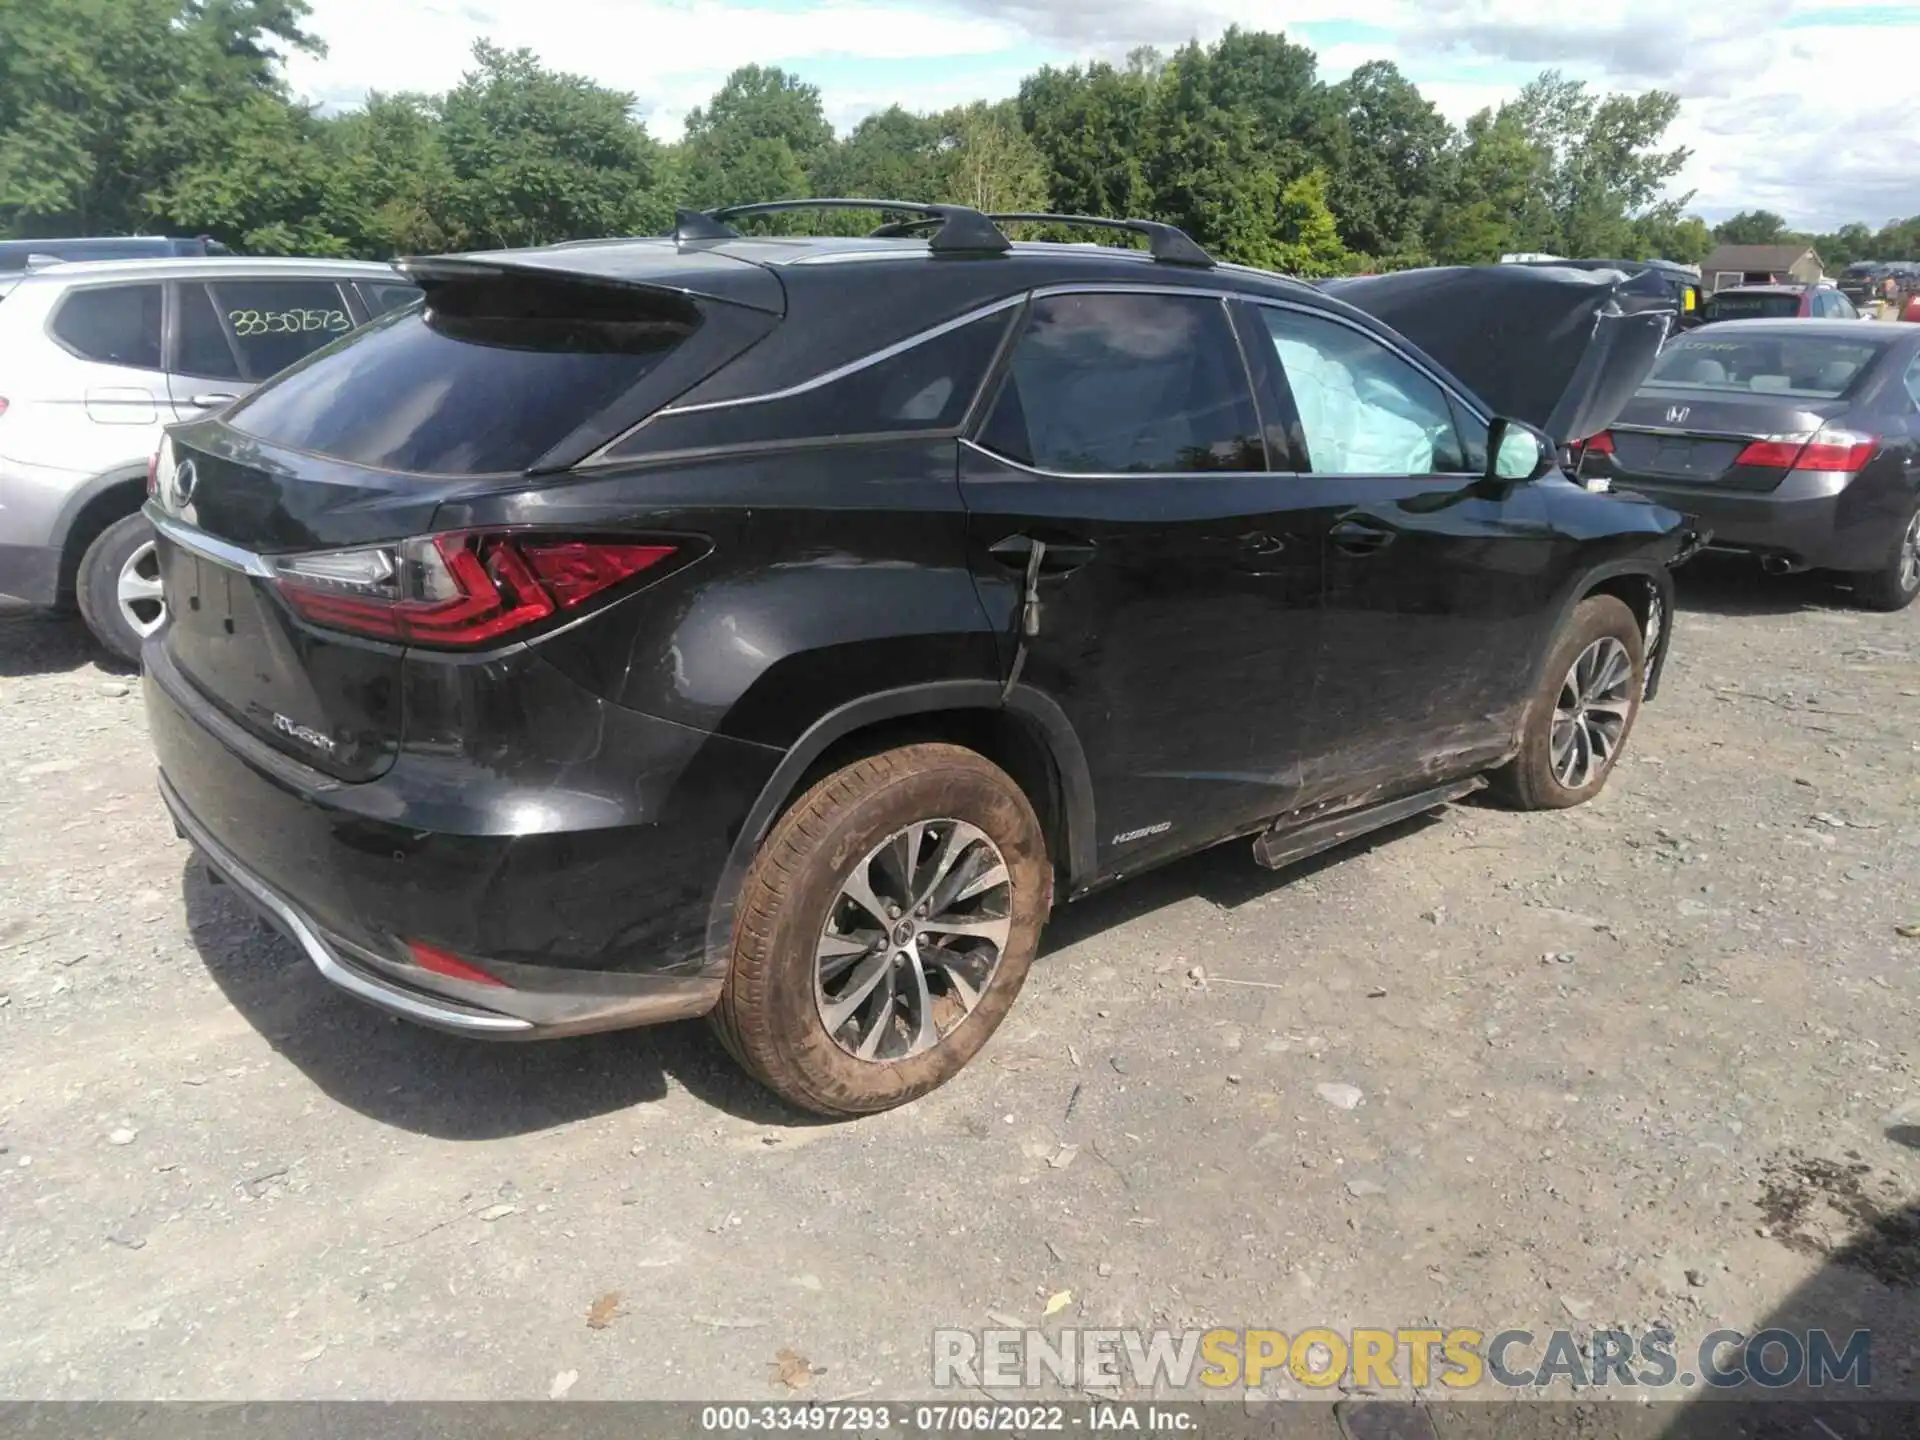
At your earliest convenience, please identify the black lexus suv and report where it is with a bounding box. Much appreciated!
[142,202,1693,1117]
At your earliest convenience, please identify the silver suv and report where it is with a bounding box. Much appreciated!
[0,256,418,660]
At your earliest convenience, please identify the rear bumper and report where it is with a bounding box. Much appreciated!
[145,633,781,1039]
[1614,470,1892,572]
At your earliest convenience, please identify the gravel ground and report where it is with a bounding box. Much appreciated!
[1,557,1917,1403]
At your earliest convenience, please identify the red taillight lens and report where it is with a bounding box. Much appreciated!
[1733,439,1804,469]
[0,397,10,420]
[1734,430,1877,473]
[1794,434,1878,471]
[406,939,507,988]
[1583,430,1615,456]
[272,532,676,647]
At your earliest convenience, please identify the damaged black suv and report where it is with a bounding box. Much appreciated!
[144,202,1694,1116]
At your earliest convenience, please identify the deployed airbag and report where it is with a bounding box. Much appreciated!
[1320,264,1676,444]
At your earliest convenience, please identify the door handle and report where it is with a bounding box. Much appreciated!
[1329,517,1395,555]
[988,534,1096,577]
[189,392,238,408]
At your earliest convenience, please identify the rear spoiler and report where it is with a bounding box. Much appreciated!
[1320,264,1675,444]
[398,247,785,316]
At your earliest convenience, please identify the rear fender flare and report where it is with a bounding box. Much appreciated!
[1520,561,1678,744]
[699,680,1095,979]
[53,462,150,589]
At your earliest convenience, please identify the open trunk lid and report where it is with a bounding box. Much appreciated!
[1320,263,1676,443]
[148,254,780,780]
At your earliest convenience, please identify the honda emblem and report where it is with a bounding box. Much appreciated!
[1666,405,1690,425]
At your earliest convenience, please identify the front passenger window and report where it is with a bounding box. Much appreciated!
[1258,308,1468,475]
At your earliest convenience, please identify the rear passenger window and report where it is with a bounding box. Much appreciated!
[978,293,1264,473]
[174,284,243,380]
[358,281,421,317]
[51,284,163,370]
[1258,308,1468,475]
[207,279,355,380]
[608,308,1013,458]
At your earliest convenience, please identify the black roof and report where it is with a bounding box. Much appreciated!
[407,205,1348,410]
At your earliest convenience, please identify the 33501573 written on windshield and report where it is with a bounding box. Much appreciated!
[227,309,351,338]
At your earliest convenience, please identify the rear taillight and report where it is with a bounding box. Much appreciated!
[271,532,676,647]
[0,397,9,420]
[1582,430,1615,456]
[1734,429,1877,474]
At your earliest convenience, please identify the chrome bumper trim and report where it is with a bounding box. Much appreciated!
[159,776,533,1035]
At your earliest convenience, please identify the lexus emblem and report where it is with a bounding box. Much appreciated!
[1666,405,1690,425]
[174,459,197,508]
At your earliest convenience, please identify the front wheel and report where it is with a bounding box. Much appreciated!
[1849,506,1920,612]
[76,512,164,666]
[1488,594,1645,811]
[712,743,1052,1118]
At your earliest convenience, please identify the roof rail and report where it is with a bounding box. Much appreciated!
[673,199,1011,254]
[874,211,1215,269]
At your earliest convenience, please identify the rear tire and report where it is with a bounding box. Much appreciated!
[76,512,164,666]
[1849,505,1920,612]
[1488,595,1645,811]
[712,743,1051,1118]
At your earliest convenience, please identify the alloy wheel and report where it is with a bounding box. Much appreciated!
[1550,635,1633,790]
[116,540,166,640]
[815,818,1011,1062]
[1900,511,1920,595]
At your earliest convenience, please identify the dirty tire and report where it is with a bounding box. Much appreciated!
[712,743,1051,1118]
[1487,594,1644,811]
[1848,504,1920,612]
[76,511,157,666]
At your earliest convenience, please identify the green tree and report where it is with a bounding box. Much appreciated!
[318,92,462,255]
[1632,212,1713,265]
[1510,72,1691,256]
[811,105,943,203]
[1713,209,1789,245]
[1141,43,1284,267]
[1273,169,1350,277]
[0,0,322,237]
[435,41,664,250]
[935,101,1049,214]
[154,90,348,253]
[681,64,832,214]
[1017,58,1158,218]
[1322,60,1451,264]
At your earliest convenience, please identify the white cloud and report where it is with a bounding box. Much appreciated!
[287,0,1920,229]
[288,0,1024,124]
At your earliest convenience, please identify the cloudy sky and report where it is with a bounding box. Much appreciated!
[285,0,1920,231]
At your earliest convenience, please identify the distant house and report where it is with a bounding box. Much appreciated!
[1701,244,1825,292]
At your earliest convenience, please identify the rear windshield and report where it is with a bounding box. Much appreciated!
[225,273,698,474]
[1645,333,1886,400]
[1703,293,1799,321]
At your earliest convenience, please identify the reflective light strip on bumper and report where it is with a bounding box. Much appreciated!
[158,776,532,1035]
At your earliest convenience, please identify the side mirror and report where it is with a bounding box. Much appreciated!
[1484,416,1555,484]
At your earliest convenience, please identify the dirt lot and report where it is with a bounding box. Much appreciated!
[1,559,1917,1403]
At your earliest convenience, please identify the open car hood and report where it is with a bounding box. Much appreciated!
[1319,264,1676,444]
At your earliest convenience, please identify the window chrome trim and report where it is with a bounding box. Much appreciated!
[959,438,1278,483]
[580,278,1494,470]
